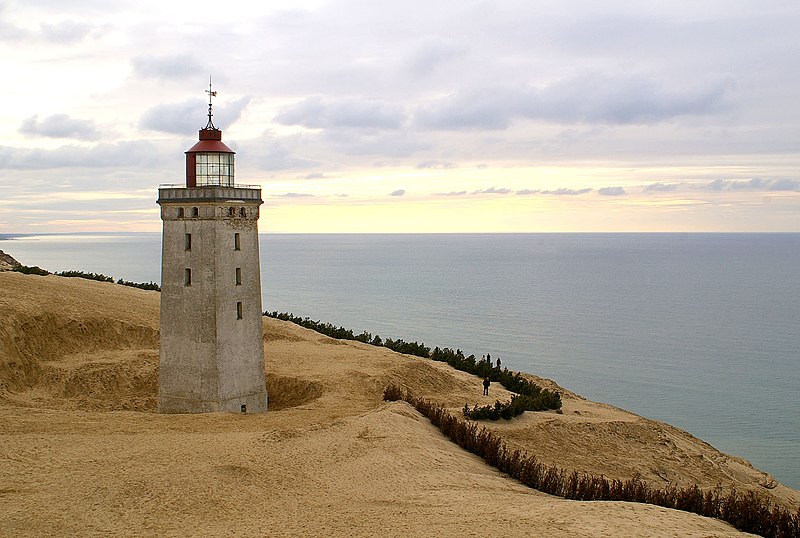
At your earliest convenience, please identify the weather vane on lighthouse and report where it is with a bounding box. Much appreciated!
[205,76,217,130]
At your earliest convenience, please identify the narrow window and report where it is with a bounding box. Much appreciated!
[192,207,199,217]
[184,268,192,286]
[177,207,185,218]
[239,207,246,217]
[234,233,240,251]
[185,233,192,251]
[235,267,242,286]
[228,206,235,217]
[236,301,243,320]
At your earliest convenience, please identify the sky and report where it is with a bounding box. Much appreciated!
[1,0,799,233]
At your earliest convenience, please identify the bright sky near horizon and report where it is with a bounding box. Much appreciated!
[1,0,799,233]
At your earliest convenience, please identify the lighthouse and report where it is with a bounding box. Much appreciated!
[156,82,268,413]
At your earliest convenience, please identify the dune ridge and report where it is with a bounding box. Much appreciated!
[1,271,797,536]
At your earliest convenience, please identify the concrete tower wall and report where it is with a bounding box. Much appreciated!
[158,187,267,413]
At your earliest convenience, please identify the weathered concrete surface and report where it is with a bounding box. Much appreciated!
[157,189,268,413]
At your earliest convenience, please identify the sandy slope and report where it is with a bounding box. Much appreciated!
[0,271,796,536]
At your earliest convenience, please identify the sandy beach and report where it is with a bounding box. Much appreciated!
[1,271,797,537]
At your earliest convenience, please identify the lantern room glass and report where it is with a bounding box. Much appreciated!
[195,152,234,186]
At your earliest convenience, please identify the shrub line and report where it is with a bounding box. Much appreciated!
[11,265,160,291]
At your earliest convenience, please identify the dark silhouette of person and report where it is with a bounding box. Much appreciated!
[483,376,490,396]
[496,357,501,369]
[487,353,491,363]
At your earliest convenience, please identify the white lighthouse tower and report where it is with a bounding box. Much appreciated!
[156,82,268,413]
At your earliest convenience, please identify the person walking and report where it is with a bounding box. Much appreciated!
[483,376,490,396]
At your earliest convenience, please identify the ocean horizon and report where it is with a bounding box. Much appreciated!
[3,231,799,490]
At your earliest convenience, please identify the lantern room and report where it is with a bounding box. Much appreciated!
[185,129,235,187]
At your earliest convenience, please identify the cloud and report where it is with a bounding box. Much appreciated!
[766,179,800,191]
[140,96,251,134]
[435,191,467,196]
[389,189,405,196]
[598,186,626,196]
[415,74,731,130]
[40,20,95,43]
[131,54,203,80]
[275,96,406,129]
[239,131,318,171]
[708,178,800,192]
[405,37,465,77]
[19,114,100,140]
[541,73,732,125]
[0,16,26,42]
[516,188,593,196]
[278,192,314,198]
[0,140,166,170]
[644,182,679,192]
[415,87,523,130]
[416,160,456,169]
[302,172,329,179]
[544,188,593,195]
[323,129,428,158]
[473,186,512,194]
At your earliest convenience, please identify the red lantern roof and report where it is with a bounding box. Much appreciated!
[185,128,235,154]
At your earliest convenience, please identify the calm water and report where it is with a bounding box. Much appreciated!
[4,232,799,489]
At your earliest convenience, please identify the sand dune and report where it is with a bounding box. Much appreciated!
[1,271,796,536]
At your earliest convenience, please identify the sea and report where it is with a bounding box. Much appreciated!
[3,232,798,490]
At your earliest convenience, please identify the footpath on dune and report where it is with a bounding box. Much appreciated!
[0,271,796,536]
